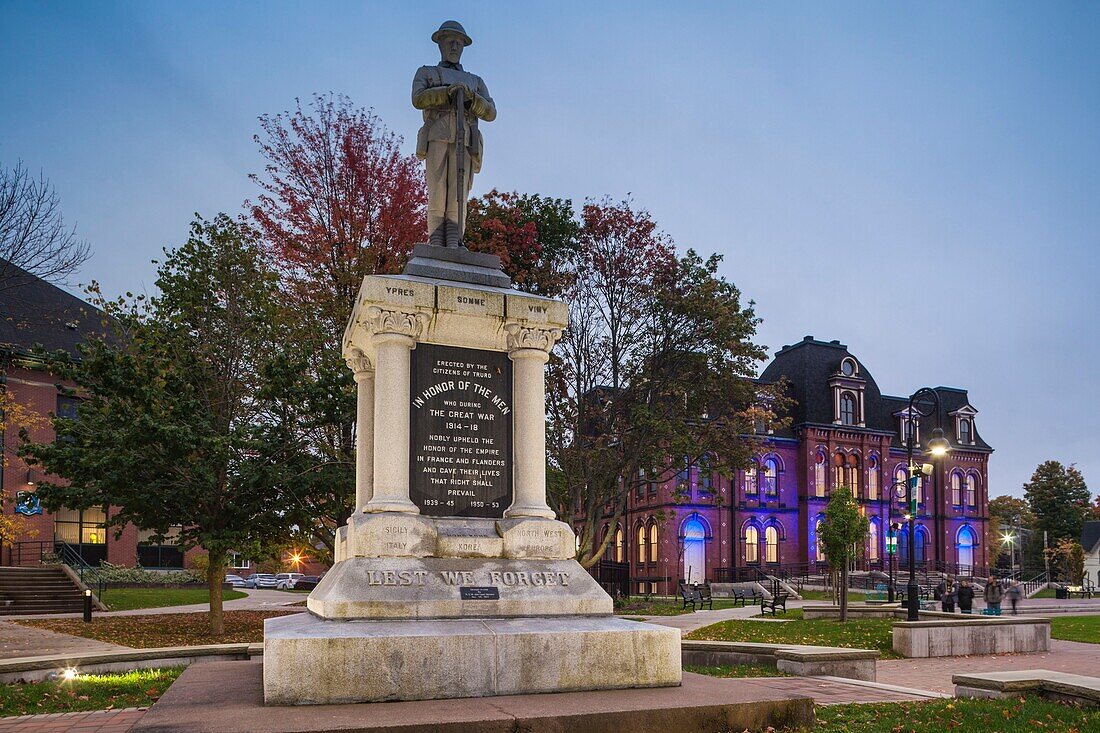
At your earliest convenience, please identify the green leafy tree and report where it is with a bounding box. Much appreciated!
[1024,461,1090,561]
[20,215,299,634]
[819,487,868,621]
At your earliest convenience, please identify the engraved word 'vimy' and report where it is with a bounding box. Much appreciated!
[413,20,496,248]
[261,20,681,705]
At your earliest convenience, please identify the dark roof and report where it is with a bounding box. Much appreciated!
[0,258,106,359]
[1082,521,1100,555]
[759,335,992,452]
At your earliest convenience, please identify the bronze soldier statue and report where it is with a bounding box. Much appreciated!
[412,20,496,248]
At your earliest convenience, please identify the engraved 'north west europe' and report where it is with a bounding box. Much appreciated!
[362,569,570,587]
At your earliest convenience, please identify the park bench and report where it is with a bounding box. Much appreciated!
[760,592,789,616]
[679,584,699,611]
[731,588,748,607]
[697,583,714,611]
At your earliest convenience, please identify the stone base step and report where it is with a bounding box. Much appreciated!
[134,659,814,732]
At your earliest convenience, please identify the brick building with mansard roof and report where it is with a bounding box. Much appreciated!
[589,335,992,593]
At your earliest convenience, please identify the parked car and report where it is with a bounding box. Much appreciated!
[291,575,322,591]
[245,573,279,589]
[275,572,305,590]
[224,574,247,588]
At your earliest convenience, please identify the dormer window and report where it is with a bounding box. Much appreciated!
[840,357,857,377]
[959,418,972,444]
[839,392,856,425]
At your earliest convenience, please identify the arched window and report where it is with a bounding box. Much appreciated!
[763,458,778,495]
[814,451,826,497]
[614,526,624,563]
[834,453,846,490]
[636,525,646,565]
[959,419,971,444]
[898,526,909,560]
[765,525,779,564]
[699,455,713,494]
[847,454,860,495]
[602,524,612,561]
[744,525,759,564]
[966,474,977,507]
[951,472,962,506]
[814,518,825,562]
[868,519,880,561]
[867,455,879,500]
[839,393,856,425]
[744,460,758,496]
[894,466,907,504]
[636,467,646,500]
[648,522,659,563]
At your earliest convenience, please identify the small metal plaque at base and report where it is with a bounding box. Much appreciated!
[460,586,500,600]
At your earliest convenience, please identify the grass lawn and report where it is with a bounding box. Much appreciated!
[812,696,1096,733]
[0,667,182,717]
[685,608,900,658]
[1049,615,1100,644]
[1032,588,1057,599]
[100,587,247,611]
[17,610,300,648]
[684,663,791,679]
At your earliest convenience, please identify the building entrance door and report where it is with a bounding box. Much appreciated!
[682,518,706,584]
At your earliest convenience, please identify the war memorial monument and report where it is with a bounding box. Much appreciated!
[261,20,681,705]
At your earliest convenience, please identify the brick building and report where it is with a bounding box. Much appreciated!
[0,262,198,569]
[588,336,993,592]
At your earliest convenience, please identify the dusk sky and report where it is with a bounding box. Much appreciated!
[2,2,1097,500]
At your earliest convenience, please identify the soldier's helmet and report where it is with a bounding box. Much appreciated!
[432,20,472,47]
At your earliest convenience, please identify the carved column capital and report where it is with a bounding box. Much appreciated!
[503,322,562,354]
[363,306,429,340]
[345,348,373,376]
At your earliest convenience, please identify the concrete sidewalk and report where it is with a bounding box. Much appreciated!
[877,638,1100,695]
[634,600,796,634]
[0,621,130,661]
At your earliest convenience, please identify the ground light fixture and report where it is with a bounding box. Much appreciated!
[61,667,78,681]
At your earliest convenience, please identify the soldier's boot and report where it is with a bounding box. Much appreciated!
[428,222,446,247]
[444,217,462,248]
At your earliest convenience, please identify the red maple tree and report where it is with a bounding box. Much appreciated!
[249,93,426,327]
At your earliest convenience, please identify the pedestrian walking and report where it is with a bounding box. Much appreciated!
[984,575,1004,616]
[957,579,975,614]
[1005,579,1022,615]
[940,576,957,613]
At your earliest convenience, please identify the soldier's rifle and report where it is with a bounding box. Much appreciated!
[454,85,467,246]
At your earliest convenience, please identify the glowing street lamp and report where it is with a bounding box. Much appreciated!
[903,387,949,621]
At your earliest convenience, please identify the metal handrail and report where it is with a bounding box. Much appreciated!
[53,542,106,599]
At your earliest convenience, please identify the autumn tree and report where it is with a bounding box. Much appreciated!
[248,94,426,555]
[1024,461,1090,556]
[465,189,580,295]
[819,487,868,621]
[0,161,90,292]
[547,199,786,568]
[21,215,299,634]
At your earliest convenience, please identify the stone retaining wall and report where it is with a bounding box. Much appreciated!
[681,640,878,681]
[893,616,1050,657]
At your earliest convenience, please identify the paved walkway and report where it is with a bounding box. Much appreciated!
[0,622,129,660]
[0,708,145,732]
[748,676,937,705]
[4,589,300,621]
[631,602,779,634]
[878,638,1100,694]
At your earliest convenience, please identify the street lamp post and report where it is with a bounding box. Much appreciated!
[903,387,950,622]
[886,523,898,603]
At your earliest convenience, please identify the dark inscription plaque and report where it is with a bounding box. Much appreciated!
[459,586,500,600]
[410,343,513,518]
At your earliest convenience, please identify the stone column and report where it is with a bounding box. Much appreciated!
[364,307,427,514]
[346,349,374,512]
[503,323,561,519]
